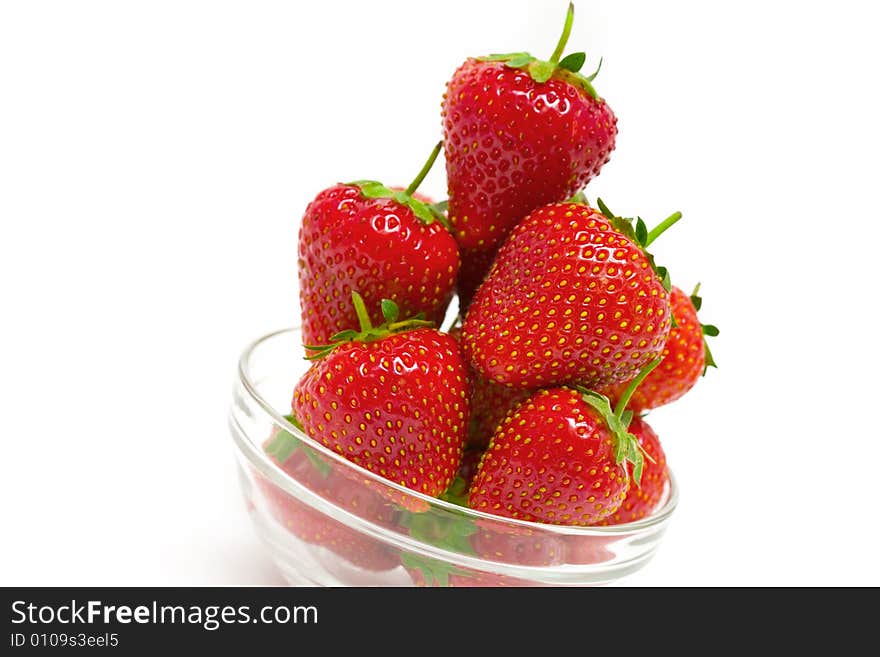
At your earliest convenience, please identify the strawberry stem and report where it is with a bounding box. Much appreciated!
[614,357,662,417]
[549,2,575,65]
[644,212,682,247]
[404,141,442,197]
[351,291,373,333]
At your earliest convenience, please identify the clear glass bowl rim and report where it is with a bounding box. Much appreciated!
[234,327,679,538]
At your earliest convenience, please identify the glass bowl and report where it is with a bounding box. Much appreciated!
[229,327,678,586]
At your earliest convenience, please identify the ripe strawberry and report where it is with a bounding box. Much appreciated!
[467,364,659,526]
[257,420,399,572]
[293,293,469,498]
[468,376,531,449]
[298,143,459,348]
[598,414,669,525]
[462,202,673,390]
[448,325,531,448]
[456,246,497,312]
[599,284,718,412]
[443,3,617,291]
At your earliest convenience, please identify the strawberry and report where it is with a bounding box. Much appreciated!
[468,376,531,449]
[467,362,660,526]
[443,3,617,292]
[461,201,673,390]
[449,325,532,448]
[599,284,718,412]
[598,414,669,525]
[298,143,460,348]
[257,420,400,572]
[455,246,497,312]
[293,293,469,498]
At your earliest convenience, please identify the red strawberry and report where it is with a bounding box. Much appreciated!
[468,376,531,449]
[257,422,400,572]
[456,247,497,312]
[599,284,718,412]
[298,143,460,348]
[462,202,673,390]
[467,365,660,526]
[293,293,469,498]
[598,414,669,525]
[443,3,617,290]
[449,325,532,448]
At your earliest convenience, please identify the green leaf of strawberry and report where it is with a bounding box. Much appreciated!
[305,292,434,360]
[504,53,536,68]
[349,180,394,199]
[528,60,556,83]
[597,285,718,411]
[401,553,470,588]
[584,56,603,82]
[381,299,399,324]
[399,507,478,586]
[438,475,469,507]
[574,357,662,486]
[597,197,680,293]
[346,142,452,231]
[635,217,649,245]
[480,51,531,62]
[691,283,720,374]
[476,4,601,98]
[566,190,590,205]
[558,51,586,72]
[264,414,331,477]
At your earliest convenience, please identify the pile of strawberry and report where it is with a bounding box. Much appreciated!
[278,4,717,531]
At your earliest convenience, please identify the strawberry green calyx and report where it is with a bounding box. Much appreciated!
[439,475,469,507]
[596,197,680,293]
[404,511,476,554]
[690,283,720,374]
[401,553,470,588]
[303,292,434,360]
[348,142,451,230]
[478,3,603,99]
[574,357,662,486]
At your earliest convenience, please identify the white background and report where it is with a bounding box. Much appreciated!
[2,0,879,586]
